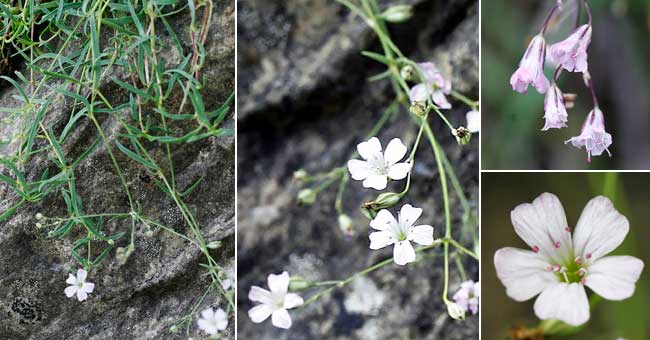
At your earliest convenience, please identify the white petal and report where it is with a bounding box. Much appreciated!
[383,138,407,166]
[267,271,290,295]
[409,225,434,245]
[66,274,77,285]
[283,293,304,309]
[510,193,572,264]
[369,209,398,231]
[201,308,215,320]
[466,110,480,133]
[399,204,422,228]
[347,159,371,180]
[409,83,428,103]
[76,290,88,302]
[76,268,87,282]
[271,309,292,329]
[573,196,629,262]
[534,283,589,326]
[248,304,273,323]
[198,318,218,335]
[248,286,273,304]
[431,90,452,109]
[493,247,557,301]
[64,285,78,298]
[387,162,411,180]
[357,137,382,161]
[369,230,395,250]
[82,282,95,294]
[214,308,229,330]
[362,174,388,190]
[393,240,416,265]
[585,256,644,300]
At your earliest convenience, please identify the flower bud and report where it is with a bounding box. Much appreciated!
[361,207,376,220]
[35,213,44,220]
[207,241,222,249]
[297,189,317,206]
[382,5,413,23]
[35,222,43,229]
[107,239,114,245]
[169,325,179,333]
[409,101,429,117]
[144,230,154,238]
[400,65,415,81]
[446,301,466,320]
[292,169,309,182]
[338,214,354,236]
[289,276,311,291]
[452,127,471,145]
[363,192,401,211]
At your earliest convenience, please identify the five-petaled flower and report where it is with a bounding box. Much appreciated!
[494,193,644,326]
[369,204,434,265]
[510,34,549,94]
[565,107,612,162]
[409,62,453,109]
[248,271,304,329]
[348,137,411,190]
[64,268,95,302]
[197,308,228,335]
[549,24,592,73]
[453,280,480,315]
[542,83,568,130]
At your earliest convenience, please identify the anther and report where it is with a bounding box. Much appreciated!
[585,253,592,259]
[552,264,561,272]
[580,278,586,285]
[578,268,587,277]
[565,226,572,232]
[554,241,561,248]
[574,256,582,265]
[532,245,539,253]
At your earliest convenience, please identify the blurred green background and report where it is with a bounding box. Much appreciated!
[482,172,650,339]
[482,0,650,169]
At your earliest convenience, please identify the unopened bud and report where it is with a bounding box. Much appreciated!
[409,101,429,117]
[293,169,309,182]
[363,192,401,211]
[297,189,317,206]
[107,239,114,245]
[207,241,222,249]
[452,127,471,145]
[338,214,353,236]
[35,222,43,229]
[169,325,179,333]
[382,5,413,23]
[446,301,466,320]
[400,65,415,81]
[35,213,44,220]
[144,230,154,238]
[289,276,311,291]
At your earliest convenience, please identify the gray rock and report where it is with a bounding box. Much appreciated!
[237,0,479,339]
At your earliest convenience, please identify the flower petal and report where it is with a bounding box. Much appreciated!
[393,240,416,265]
[83,282,95,293]
[573,196,629,262]
[466,110,480,133]
[214,308,229,330]
[383,138,407,166]
[357,137,382,161]
[271,309,292,329]
[431,90,452,109]
[76,268,87,282]
[409,225,434,245]
[268,271,290,295]
[369,230,395,250]
[248,304,273,323]
[387,162,410,180]
[66,274,77,285]
[64,285,78,298]
[510,193,572,264]
[198,318,218,335]
[76,290,88,302]
[201,308,215,320]
[399,204,422,228]
[362,174,388,190]
[494,247,557,301]
[347,159,371,181]
[284,293,304,309]
[585,255,644,301]
[369,209,398,231]
[248,286,273,304]
[409,83,428,103]
[534,283,589,326]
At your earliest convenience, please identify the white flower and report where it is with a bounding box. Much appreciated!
[64,268,95,302]
[347,137,411,190]
[248,271,304,329]
[494,193,644,326]
[369,204,434,265]
[221,267,235,291]
[197,308,228,335]
[466,110,480,133]
[452,280,480,315]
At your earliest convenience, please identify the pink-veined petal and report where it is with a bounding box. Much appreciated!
[284,293,304,309]
[393,240,416,265]
[409,83,428,103]
[357,137,382,161]
[494,247,557,301]
[585,255,644,301]
[347,159,372,181]
[268,271,290,295]
[369,230,395,250]
[248,304,273,323]
[271,309,292,329]
[409,225,434,245]
[431,90,452,109]
[369,209,398,231]
[534,283,589,326]
[573,196,628,262]
[362,174,388,190]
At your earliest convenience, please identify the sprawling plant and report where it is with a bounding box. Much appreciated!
[0,0,233,338]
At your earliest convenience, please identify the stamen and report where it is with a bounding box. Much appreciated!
[565,226,572,232]
[585,253,592,259]
[532,245,539,253]
[580,278,586,285]
[578,268,587,277]
[574,256,582,265]
[554,241,561,248]
[552,264,561,272]
[561,269,569,283]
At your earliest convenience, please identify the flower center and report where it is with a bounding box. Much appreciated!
[547,255,591,284]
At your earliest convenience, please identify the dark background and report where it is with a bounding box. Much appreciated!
[482,172,650,339]
[482,0,650,169]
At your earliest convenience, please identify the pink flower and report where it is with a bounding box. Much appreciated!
[510,35,549,94]
[549,24,592,73]
[410,62,452,109]
[565,108,612,162]
[542,84,568,130]
[453,281,480,315]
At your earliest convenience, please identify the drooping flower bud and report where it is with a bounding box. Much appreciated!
[446,301,467,320]
[297,189,317,205]
[542,83,568,130]
[338,214,354,237]
[565,107,612,162]
[289,276,311,291]
[381,5,413,23]
[363,192,401,211]
[510,34,549,94]
[409,101,429,117]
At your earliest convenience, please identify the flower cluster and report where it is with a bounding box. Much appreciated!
[494,193,644,326]
[509,1,611,162]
